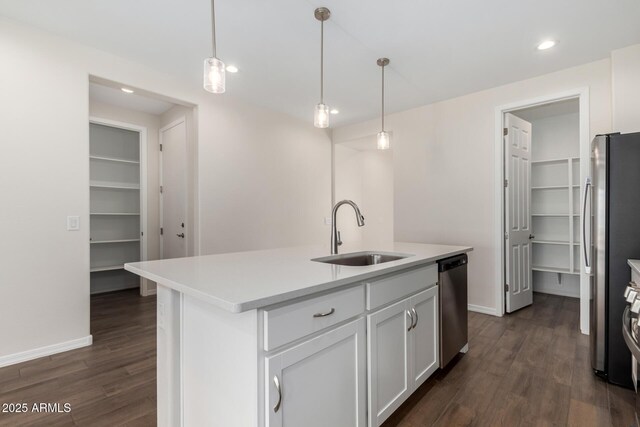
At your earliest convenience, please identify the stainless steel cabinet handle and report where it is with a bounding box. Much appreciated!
[313,308,335,318]
[407,310,414,331]
[273,375,282,413]
[582,178,592,274]
[411,308,418,329]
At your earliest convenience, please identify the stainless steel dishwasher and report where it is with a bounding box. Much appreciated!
[438,254,468,368]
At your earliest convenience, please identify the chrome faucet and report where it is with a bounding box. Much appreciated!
[331,200,365,254]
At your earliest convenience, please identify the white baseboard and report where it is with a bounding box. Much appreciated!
[141,288,157,296]
[468,304,498,316]
[0,335,93,368]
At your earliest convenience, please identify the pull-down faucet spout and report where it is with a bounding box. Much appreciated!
[331,200,365,255]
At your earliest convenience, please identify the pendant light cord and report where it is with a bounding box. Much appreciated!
[320,19,324,104]
[381,64,385,131]
[211,0,217,58]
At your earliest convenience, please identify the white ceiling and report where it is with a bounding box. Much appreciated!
[89,83,175,115]
[1,0,639,127]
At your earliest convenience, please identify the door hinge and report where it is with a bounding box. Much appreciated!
[160,144,163,152]
[504,232,508,240]
[505,283,509,292]
[503,128,508,136]
[504,179,508,188]
[160,227,163,235]
[160,185,163,194]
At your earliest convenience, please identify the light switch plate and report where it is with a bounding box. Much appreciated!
[324,217,332,226]
[67,216,80,231]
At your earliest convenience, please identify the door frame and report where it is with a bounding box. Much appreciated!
[89,116,149,294]
[159,116,188,260]
[493,88,591,334]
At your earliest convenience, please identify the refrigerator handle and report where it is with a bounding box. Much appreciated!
[583,178,592,274]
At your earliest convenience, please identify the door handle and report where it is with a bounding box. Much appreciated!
[176,233,185,238]
[528,234,535,240]
[582,178,592,274]
[273,375,282,413]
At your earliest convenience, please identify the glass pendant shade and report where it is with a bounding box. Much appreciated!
[204,57,226,94]
[377,131,390,150]
[314,103,329,128]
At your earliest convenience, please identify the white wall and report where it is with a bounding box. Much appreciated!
[333,59,612,313]
[333,143,393,253]
[0,18,331,362]
[612,44,640,133]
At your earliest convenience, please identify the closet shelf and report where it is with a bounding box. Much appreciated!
[532,157,580,164]
[533,240,570,245]
[90,212,140,216]
[532,266,579,275]
[90,155,140,164]
[90,181,140,190]
[90,239,140,244]
[531,214,579,217]
[90,265,125,273]
[531,185,570,190]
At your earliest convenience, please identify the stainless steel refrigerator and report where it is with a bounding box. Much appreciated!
[588,132,640,388]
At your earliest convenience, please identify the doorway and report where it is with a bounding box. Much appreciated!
[495,89,591,334]
[88,78,197,297]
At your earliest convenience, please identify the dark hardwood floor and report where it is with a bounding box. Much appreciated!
[383,293,638,427]
[0,291,637,426]
[0,289,157,426]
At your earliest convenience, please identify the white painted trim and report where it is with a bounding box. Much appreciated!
[494,88,590,334]
[159,117,187,260]
[0,335,93,368]
[89,116,149,295]
[468,304,498,316]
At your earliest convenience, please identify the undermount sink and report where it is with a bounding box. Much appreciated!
[312,251,412,266]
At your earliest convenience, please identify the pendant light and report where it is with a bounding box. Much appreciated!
[204,0,225,93]
[376,58,390,150]
[314,7,331,128]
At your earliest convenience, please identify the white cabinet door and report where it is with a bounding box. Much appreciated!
[265,317,366,427]
[367,298,412,426]
[409,286,439,389]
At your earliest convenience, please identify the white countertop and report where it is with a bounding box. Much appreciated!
[629,259,640,275]
[125,242,472,313]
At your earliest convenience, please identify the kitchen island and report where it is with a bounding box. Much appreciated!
[126,242,472,427]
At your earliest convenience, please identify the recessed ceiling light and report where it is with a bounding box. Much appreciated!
[537,40,556,50]
[121,88,134,94]
[226,65,239,73]
[330,109,339,115]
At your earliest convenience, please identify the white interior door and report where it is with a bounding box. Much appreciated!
[160,118,187,259]
[505,113,533,313]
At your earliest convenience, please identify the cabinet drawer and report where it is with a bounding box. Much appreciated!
[263,285,365,351]
[366,264,438,310]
